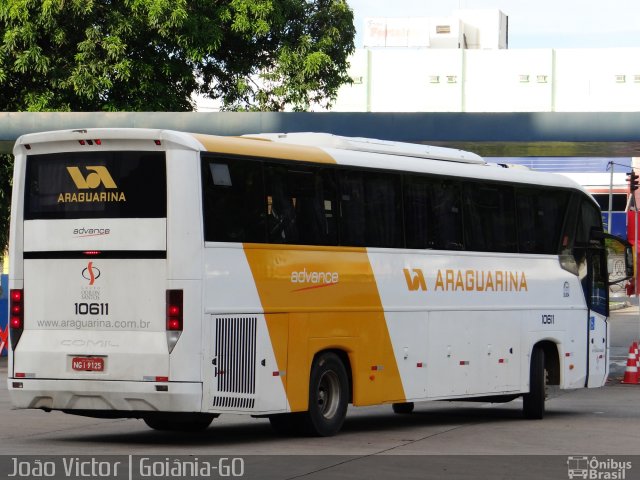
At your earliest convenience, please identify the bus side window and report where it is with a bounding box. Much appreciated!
[337,170,366,246]
[463,182,516,253]
[404,175,463,251]
[338,170,402,248]
[266,165,300,244]
[265,165,339,246]
[516,189,570,254]
[429,179,463,250]
[293,168,338,246]
[404,175,432,249]
[202,157,266,243]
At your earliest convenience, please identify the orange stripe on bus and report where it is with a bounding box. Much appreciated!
[243,243,406,410]
[192,134,337,164]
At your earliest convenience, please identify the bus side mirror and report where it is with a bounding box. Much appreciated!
[605,234,634,284]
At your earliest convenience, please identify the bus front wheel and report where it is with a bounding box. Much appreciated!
[523,346,546,419]
[304,352,349,437]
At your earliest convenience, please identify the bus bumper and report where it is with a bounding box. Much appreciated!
[7,379,203,414]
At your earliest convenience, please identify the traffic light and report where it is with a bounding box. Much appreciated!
[628,171,639,192]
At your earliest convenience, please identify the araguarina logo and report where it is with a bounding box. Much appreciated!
[59,166,126,204]
[66,166,117,189]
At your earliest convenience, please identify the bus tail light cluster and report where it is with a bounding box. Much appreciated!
[166,290,183,331]
[166,290,183,354]
[78,139,102,146]
[10,289,24,349]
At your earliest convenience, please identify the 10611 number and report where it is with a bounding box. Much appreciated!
[74,302,109,315]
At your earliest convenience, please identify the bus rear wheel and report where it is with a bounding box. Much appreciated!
[303,352,349,437]
[143,413,216,432]
[523,346,546,419]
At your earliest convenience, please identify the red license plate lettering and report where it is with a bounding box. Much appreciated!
[72,357,105,372]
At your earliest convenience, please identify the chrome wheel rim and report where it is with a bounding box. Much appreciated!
[317,370,340,419]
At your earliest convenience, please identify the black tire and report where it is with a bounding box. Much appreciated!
[303,352,349,437]
[392,402,414,414]
[143,413,216,432]
[523,346,546,419]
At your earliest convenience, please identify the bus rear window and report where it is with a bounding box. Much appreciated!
[24,151,166,220]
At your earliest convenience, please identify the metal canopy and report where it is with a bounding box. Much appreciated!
[1,111,639,157]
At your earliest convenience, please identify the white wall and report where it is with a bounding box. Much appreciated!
[554,49,640,112]
[367,49,463,112]
[464,49,552,112]
[330,47,640,112]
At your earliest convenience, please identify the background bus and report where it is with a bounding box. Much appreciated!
[7,130,631,436]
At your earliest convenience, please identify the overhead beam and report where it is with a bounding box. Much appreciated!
[1,111,640,156]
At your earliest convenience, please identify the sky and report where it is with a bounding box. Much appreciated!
[346,0,640,48]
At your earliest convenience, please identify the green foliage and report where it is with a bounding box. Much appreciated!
[0,0,355,112]
[0,0,355,252]
[0,154,12,255]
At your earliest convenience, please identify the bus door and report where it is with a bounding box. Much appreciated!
[585,247,608,388]
[573,199,610,388]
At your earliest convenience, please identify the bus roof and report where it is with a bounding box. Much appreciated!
[14,128,589,194]
[241,132,486,164]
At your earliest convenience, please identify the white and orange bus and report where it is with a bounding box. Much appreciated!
[7,129,631,436]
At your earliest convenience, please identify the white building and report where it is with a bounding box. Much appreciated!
[329,10,640,113]
[362,10,508,50]
[196,9,640,114]
[330,46,640,112]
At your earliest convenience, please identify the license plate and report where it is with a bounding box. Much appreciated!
[72,357,105,372]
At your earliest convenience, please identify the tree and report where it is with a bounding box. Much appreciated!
[0,153,11,257]
[0,0,355,252]
[0,0,355,112]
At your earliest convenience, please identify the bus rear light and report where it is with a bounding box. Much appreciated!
[10,289,24,349]
[83,251,102,256]
[166,290,183,331]
[10,289,23,328]
[94,139,102,145]
[166,290,183,354]
[154,140,162,145]
[10,316,22,329]
[79,140,86,145]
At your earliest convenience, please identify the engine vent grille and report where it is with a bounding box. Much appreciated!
[214,316,257,396]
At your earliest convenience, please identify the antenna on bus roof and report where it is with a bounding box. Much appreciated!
[242,132,485,165]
